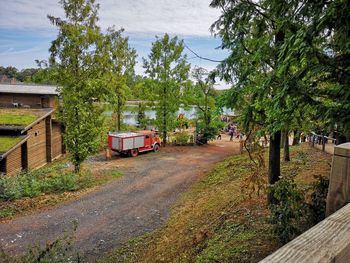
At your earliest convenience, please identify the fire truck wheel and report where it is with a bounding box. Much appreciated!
[129,149,138,157]
[153,144,160,152]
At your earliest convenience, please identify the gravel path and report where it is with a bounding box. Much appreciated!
[0,138,239,261]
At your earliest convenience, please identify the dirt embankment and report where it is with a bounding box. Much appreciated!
[0,137,240,261]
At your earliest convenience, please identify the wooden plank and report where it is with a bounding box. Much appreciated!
[6,146,22,176]
[27,121,47,169]
[260,203,350,263]
[52,122,63,159]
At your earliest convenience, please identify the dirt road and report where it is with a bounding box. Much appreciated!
[0,138,239,261]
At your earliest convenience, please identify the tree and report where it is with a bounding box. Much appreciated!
[4,66,18,78]
[189,67,220,142]
[143,34,190,144]
[104,27,137,131]
[48,0,109,172]
[210,0,308,203]
[211,0,350,203]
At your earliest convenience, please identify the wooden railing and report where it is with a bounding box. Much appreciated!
[310,132,337,152]
[260,203,350,263]
[261,142,350,262]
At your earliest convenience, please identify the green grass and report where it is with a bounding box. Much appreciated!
[0,112,37,126]
[0,208,14,218]
[0,137,22,153]
[0,159,124,220]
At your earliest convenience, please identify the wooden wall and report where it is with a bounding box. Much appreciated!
[52,122,63,160]
[27,120,47,169]
[0,94,57,108]
[6,146,22,176]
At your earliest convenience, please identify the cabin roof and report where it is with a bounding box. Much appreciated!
[0,108,55,133]
[0,135,28,159]
[0,84,59,95]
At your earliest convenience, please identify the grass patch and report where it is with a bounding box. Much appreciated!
[0,207,14,218]
[0,110,37,126]
[102,144,331,263]
[0,137,22,153]
[0,160,123,220]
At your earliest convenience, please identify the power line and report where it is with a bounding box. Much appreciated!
[183,42,224,63]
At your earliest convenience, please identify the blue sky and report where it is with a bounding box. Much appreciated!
[0,0,230,88]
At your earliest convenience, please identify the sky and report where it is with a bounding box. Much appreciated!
[0,0,230,88]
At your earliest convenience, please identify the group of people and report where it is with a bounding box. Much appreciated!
[217,123,242,141]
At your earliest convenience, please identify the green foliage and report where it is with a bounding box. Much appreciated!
[0,169,94,201]
[189,67,217,132]
[308,175,329,225]
[48,0,111,172]
[104,27,137,131]
[110,170,123,178]
[173,131,190,145]
[196,120,224,144]
[143,33,191,143]
[269,177,307,244]
[0,208,14,219]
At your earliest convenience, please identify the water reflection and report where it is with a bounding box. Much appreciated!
[105,106,234,126]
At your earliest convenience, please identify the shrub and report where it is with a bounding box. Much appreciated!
[307,175,329,225]
[43,173,78,193]
[17,172,42,198]
[269,177,307,244]
[174,131,190,145]
[0,176,21,201]
[0,169,96,201]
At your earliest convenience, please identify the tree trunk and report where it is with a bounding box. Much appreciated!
[292,130,300,145]
[284,131,290,162]
[268,130,281,205]
[117,98,121,131]
[163,130,167,145]
[280,131,285,148]
[74,159,81,173]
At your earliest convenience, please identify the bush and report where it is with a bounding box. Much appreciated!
[307,175,329,225]
[174,131,190,145]
[269,177,307,244]
[0,176,21,200]
[43,173,78,193]
[0,169,95,201]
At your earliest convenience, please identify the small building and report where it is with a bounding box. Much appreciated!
[0,84,64,176]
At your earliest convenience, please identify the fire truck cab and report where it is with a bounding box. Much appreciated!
[108,130,161,157]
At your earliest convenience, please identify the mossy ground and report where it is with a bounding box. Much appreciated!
[0,110,37,126]
[102,143,331,263]
[0,136,22,153]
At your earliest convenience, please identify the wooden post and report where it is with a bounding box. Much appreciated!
[106,148,111,160]
[322,135,326,151]
[239,139,244,154]
[326,143,350,216]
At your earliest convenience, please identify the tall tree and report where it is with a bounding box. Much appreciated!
[143,34,190,144]
[104,27,137,131]
[48,0,109,172]
[210,0,305,203]
[211,0,350,204]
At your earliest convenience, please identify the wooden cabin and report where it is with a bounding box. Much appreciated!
[0,84,64,176]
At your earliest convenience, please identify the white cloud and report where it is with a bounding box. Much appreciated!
[0,0,220,36]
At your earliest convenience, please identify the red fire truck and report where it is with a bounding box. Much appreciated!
[108,130,161,157]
